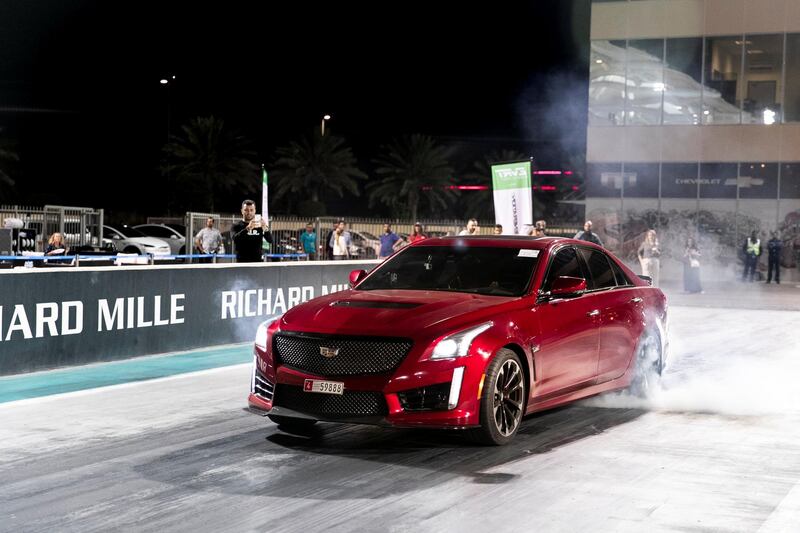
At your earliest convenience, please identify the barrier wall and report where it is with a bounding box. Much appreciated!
[0,260,378,375]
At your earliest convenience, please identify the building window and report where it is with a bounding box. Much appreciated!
[780,163,800,198]
[784,34,800,122]
[699,163,737,199]
[663,38,703,125]
[737,163,778,199]
[703,36,744,124]
[661,163,699,198]
[587,163,623,198]
[742,35,783,124]
[589,40,627,126]
[621,163,659,197]
[627,39,665,125]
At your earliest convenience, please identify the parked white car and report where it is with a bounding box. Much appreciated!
[134,224,186,255]
[102,225,171,256]
[349,230,381,258]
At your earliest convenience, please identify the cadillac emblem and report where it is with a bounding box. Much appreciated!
[319,346,339,358]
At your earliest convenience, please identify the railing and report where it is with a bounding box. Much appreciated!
[0,252,310,269]
[1,204,104,252]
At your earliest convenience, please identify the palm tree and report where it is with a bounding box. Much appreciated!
[161,116,259,212]
[0,132,19,189]
[271,131,366,214]
[369,134,454,222]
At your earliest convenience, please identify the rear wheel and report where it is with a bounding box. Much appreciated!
[469,349,526,446]
[268,414,317,430]
[629,333,662,397]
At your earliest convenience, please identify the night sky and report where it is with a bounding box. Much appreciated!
[1,0,590,218]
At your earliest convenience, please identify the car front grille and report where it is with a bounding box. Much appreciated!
[253,368,275,401]
[273,384,388,417]
[273,333,413,376]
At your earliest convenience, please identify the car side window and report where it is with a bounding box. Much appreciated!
[141,226,172,238]
[542,247,584,293]
[577,247,616,290]
[610,259,631,286]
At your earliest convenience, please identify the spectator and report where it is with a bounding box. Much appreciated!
[408,223,426,243]
[742,230,761,282]
[459,218,479,236]
[329,220,352,260]
[379,223,401,259]
[766,231,782,284]
[324,221,338,260]
[683,237,703,293]
[637,229,661,287]
[230,199,273,263]
[574,220,603,247]
[195,217,224,261]
[534,227,545,238]
[300,223,317,260]
[45,232,68,256]
[493,224,503,235]
[535,219,547,236]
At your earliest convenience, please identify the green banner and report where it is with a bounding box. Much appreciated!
[491,161,531,191]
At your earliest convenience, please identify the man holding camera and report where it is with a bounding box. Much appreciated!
[231,199,273,263]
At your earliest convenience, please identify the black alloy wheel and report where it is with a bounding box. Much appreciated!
[470,348,526,445]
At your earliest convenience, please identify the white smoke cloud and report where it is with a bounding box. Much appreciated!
[583,305,800,416]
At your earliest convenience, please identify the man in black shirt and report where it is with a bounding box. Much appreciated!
[231,199,273,263]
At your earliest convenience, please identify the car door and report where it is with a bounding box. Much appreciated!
[577,247,641,383]
[531,246,600,399]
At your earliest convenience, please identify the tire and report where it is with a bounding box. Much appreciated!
[469,348,527,446]
[123,246,141,254]
[629,333,662,398]
[268,414,317,429]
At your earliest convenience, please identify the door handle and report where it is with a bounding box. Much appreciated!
[587,309,600,317]
[630,297,643,303]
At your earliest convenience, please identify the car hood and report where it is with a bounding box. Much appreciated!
[280,289,513,336]
[126,237,171,248]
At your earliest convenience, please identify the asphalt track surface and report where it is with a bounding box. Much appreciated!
[2,291,800,532]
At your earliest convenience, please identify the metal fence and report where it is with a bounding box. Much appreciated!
[0,204,103,252]
[186,213,581,261]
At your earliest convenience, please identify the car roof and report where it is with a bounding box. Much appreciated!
[411,235,568,250]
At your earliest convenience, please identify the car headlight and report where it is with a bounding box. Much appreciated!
[255,315,282,351]
[431,322,493,359]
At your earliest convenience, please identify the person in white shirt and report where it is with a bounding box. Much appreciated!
[458,218,479,236]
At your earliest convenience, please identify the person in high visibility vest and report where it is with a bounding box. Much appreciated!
[742,230,761,282]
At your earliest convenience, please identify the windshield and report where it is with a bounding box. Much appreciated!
[358,245,539,296]
[110,225,147,238]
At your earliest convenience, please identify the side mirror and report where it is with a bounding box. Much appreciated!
[550,276,586,298]
[349,269,367,288]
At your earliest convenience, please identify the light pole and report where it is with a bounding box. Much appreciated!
[321,114,331,136]
[161,75,176,214]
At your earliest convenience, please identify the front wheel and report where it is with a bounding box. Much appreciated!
[469,349,526,446]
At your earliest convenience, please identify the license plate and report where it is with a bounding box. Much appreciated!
[303,379,344,395]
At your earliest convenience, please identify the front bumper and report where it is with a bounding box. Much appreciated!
[248,349,483,429]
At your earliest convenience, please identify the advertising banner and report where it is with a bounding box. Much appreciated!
[0,261,376,375]
[491,161,532,234]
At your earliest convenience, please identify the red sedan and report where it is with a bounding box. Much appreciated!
[248,236,668,445]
